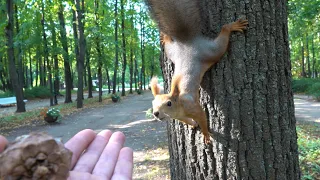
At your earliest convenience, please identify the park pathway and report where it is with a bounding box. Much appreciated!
[3,91,167,151]
[294,95,320,123]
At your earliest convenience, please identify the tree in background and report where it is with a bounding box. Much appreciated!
[288,0,320,78]
[5,0,25,112]
[0,0,161,110]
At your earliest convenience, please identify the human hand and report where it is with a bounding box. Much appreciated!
[0,130,133,180]
[0,135,8,153]
[66,129,133,180]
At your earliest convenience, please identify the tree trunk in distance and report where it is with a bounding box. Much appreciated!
[306,35,311,77]
[41,0,53,106]
[301,42,306,77]
[311,35,315,78]
[86,41,93,98]
[120,0,127,97]
[28,48,33,88]
[112,0,119,94]
[14,4,24,89]
[161,1,300,179]
[58,2,72,103]
[6,0,25,112]
[75,0,86,108]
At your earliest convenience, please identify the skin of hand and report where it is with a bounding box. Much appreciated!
[0,129,133,180]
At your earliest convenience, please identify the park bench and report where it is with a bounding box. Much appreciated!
[0,97,28,107]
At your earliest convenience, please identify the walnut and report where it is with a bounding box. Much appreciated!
[0,132,72,180]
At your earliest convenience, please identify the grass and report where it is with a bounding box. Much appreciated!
[134,145,170,180]
[297,121,320,180]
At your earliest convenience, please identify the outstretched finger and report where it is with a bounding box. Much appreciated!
[0,135,8,152]
[111,147,133,180]
[65,129,96,169]
[92,131,126,179]
[73,130,113,173]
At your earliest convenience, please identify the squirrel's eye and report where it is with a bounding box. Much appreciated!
[167,101,172,107]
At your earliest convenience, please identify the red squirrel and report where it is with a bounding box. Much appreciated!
[146,0,248,144]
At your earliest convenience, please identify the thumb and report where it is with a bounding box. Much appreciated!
[0,135,8,152]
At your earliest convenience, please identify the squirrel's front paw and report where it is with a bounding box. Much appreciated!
[231,19,248,33]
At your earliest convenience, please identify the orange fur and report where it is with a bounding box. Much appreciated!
[150,77,160,96]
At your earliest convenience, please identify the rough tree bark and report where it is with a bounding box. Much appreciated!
[160,0,300,179]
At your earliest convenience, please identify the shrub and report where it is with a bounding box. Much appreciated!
[306,83,320,101]
[0,91,14,98]
[111,93,120,102]
[292,78,320,93]
[24,86,51,99]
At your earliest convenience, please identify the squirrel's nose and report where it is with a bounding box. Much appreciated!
[153,112,160,117]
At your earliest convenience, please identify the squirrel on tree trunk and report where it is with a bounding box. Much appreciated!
[146,0,248,144]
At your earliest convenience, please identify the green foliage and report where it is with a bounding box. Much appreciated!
[292,78,320,101]
[111,93,121,102]
[297,125,320,180]
[292,78,320,93]
[145,108,153,119]
[24,86,51,99]
[288,0,320,78]
[46,108,61,118]
[136,89,142,94]
[306,83,320,101]
[0,91,14,98]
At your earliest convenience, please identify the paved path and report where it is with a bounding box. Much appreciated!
[294,95,320,123]
[3,91,168,151]
[0,92,99,117]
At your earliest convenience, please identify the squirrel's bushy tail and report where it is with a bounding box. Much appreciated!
[145,0,201,42]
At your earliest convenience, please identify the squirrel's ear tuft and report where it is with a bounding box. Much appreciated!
[170,75,181,97]
[150,77,161,97]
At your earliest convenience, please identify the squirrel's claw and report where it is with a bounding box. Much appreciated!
[203,133,212,144]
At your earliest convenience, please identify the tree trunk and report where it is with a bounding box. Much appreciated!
[306,35,311,77]
[28,48,33,88]
[140,12,145,90]
[6,0,25,112]
[161,1,300,179]
[94,0,102,102]
[49,12,59,105]
[129,46,133,94]
[106,67,111,94]
[41,0,53,106]
[112,0,119,94]
[35,47,39,87]
[301,42,305,77]
[75,0,85,108]
[134,56,138,91]
[14,4,24,89]
[311,35,315,78]
[58,1,72,103]
[86,41,93,98]
[120,0,127,97]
